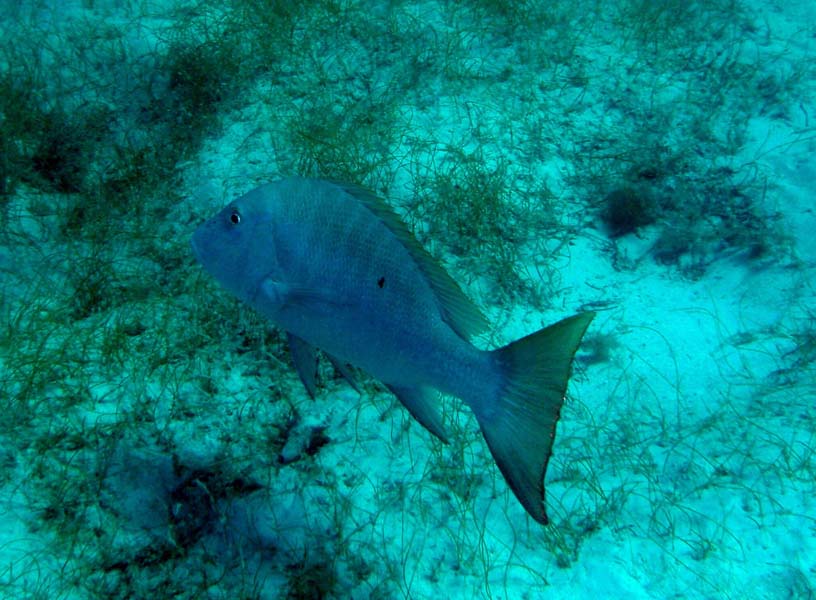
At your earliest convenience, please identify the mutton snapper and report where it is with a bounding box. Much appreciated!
[191,177,594,524]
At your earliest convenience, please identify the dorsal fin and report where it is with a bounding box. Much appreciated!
[334,181,489,340]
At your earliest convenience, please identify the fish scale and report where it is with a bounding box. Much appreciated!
[192,176,594,524]
[280,185,438,368]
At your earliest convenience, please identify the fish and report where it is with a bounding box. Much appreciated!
[191,177,594,524]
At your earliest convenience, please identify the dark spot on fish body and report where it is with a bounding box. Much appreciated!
[377,276,385,288]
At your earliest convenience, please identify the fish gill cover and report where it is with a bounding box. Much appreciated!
[0,0,814,599]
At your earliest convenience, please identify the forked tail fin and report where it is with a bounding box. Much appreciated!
[477,312,595,524]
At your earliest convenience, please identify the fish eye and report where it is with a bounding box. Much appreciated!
[229,209,241,225]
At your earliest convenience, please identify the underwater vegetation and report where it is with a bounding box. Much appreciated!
[567,0,806,277]
[590,151,787,277]
[598,185,657,238]
[0,0,813,598]
[0,71,107,198]
[410,151,524,300]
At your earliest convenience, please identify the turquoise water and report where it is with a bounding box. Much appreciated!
[1,1,813,598]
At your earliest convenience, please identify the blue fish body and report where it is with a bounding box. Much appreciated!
[192,177,594,524]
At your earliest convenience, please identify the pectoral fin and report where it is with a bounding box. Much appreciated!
[261,277,346,315]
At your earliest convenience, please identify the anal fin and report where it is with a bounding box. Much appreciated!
[327,353,362,393]
[387,385,449,443]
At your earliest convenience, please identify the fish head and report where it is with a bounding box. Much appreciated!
[191,184,281,304]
